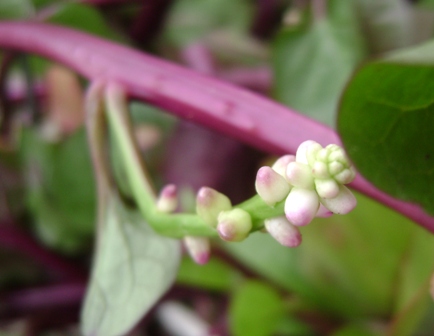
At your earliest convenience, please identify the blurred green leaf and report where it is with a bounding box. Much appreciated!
[224,193,434,319]
[354,0,414,54]
[176,256,241,291]
[20,127,96,253]
[163,0,253,46]
[229,280,285,336]
[0,0,34,19]
[332,323,383,336]
[81,193,180,336]
[272,0,365,126]
[338,42,434,215]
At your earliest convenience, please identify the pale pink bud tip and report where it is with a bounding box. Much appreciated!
[156,184,178,213]
[316,204,333,218]
[255,167,291,206]
[285,188,319,226]
[217,209,252,242]
[196,187,232,228]
[265,216,302,247]
[183,237,210,265]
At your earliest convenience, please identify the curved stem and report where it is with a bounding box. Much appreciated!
[0,22,432,232]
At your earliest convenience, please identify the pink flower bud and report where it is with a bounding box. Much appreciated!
[196,187,232,228]
[320,185,357,214]
[285,188,319,226]
[264,216,302,247]
[316,204,333,218]
[183,236,210,265]
[156,184,178,213]
[255,166,291,206]
[217,209,252,242]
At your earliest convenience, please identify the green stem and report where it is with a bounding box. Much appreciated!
[104,83,216,237]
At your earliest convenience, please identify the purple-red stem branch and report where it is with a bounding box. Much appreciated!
[0,22,433,232]
[0,219,87,282]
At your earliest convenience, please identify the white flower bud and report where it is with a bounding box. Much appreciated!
[271,155,295,177]
[183,236,210,265]
[312,161,329,179]
[314,178,340,199]
[334,167,356,184]
[284,188,319,226]
[296,140,318,164]
[328,161,344,175]
[255,166,291,206]
[156,184,178,213]
[286,162,314,189]
[320,185,357,214]
[306,142,323,166]
[217,208,252,242]
[196,187,232,228]
[264,216,302,247]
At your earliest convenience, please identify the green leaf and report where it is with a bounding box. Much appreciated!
[338,41,434,215]
[0,0,34,19]
[20,127,96,253]
[176,257,242,291]
[81,193,180,336]
[354,0,414,54]
[229,280,285,336]
[163,0,253,46]
[224,192,434,319]
[272,0,365,126]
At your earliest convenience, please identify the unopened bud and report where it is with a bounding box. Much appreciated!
[156,184,178,213]
[285,188,319,226]
[314,178,339,199]
[320,185,357,214]
[183,236,210,265]
[286,162,314,189]
[196,187,232,228]
[271,155,295,177]
[296,140,318,165]
[265,216,301,247]
[217,208,252,242]
[316,204,333,218]
[255,167,291,206]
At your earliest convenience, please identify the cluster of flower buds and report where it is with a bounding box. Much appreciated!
[196,187,252,243]
[256,140,357,247]
[157,184,210,265]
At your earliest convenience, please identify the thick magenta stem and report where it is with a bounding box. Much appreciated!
[0,22,433,232]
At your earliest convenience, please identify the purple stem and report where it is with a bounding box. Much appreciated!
[0,219,87,282]
[0,282,85,316]
[0,22,433,232]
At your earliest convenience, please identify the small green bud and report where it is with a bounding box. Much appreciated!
[196,187,232,228]
[217,208,252,242]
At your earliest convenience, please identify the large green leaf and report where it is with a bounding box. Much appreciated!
[272,0,366,126]
[338,41,434,215]
[224,192,434,320]
[81,193,180,336]
[0,0,33,19]
[229,280,285,336]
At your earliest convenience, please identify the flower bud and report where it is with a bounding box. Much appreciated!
[196,187,232,228]
[255,167,291,206]
[286,162,314,189]
[183,236,210,265]
[217,208,252,242]
[314,178,339,199]
[271,155,295,177]
[320,185,357,214]
[316,204,333,218]
[156,184,178,213]
[285,188,319,226]
[296,140,318,164]
[264,216,301,247]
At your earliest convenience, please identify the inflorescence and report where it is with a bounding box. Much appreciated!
[156,140,357,264]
